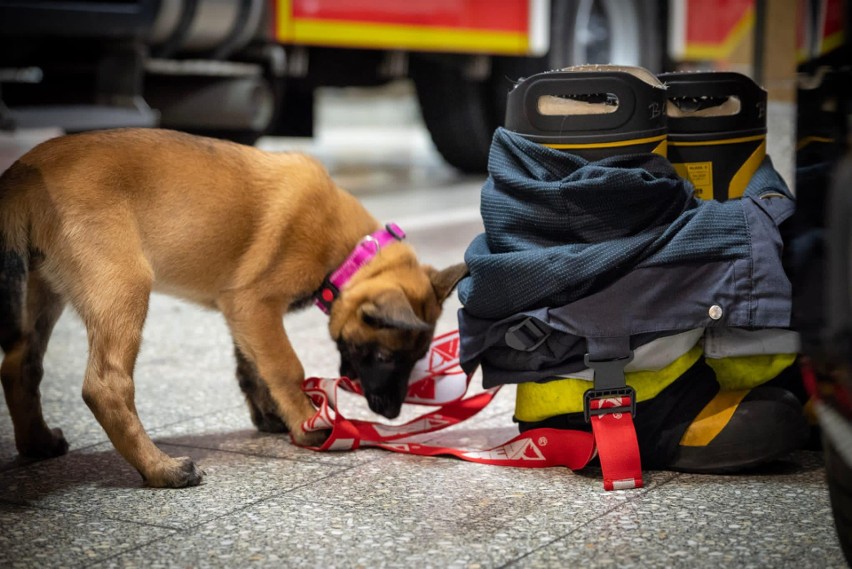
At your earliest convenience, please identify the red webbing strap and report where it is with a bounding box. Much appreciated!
[300,375,596,470]
[378,428,595,470]
[296,330,638,488]
[588,396,644,491]
[300,375,501,448]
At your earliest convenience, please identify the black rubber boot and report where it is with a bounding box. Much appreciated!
[669,385,810,473]
[517,358,719,469]
[517,359,809,473]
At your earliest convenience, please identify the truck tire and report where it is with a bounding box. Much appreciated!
[410,56,499,174]
[413,0,665,173]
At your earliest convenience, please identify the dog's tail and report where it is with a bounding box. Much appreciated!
[0,162,31,353]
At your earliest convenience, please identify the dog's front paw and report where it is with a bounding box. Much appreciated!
[252,411,289,434]
[18,427,70,459]
[292,428,330,448]
[143,456,205,488]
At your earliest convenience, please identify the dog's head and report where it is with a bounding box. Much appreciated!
[328,243,467,419]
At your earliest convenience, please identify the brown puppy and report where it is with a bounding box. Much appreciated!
[0,129,466,488]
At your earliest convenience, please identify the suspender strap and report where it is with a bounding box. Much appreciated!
[584,337,644,490]
[588,396,644,490]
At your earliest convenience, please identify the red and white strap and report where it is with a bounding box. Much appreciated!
[296,330,642,489]
[588,396,644,490]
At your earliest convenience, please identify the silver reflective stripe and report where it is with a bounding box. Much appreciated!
[703,328,800,358]
[557,328,704,381]
[612,479,639,490]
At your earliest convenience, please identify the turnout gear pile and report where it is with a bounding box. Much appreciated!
[457,67,808,478]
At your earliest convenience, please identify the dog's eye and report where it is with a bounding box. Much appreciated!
[374,350,393,363]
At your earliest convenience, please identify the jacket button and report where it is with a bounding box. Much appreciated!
[708,305,723,320]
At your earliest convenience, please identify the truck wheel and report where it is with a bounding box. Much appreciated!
[410,56,499,174]
[413,0,664,173]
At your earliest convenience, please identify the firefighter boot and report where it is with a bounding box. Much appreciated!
[668,385,810,473]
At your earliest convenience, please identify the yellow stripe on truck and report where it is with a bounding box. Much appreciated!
[277,19,530,55]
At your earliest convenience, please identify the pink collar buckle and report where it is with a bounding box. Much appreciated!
[315,222,406,313]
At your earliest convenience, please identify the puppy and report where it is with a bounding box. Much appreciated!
[0,129,466,488]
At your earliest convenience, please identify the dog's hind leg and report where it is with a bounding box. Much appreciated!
[1,261,69,458]
[75,264,203,488]
[234,344,288,433]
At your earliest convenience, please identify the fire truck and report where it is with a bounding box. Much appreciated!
[0,0,663,173]
[0,0,845,173]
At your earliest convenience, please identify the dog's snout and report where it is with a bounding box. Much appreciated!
[337,342,414,420]
[367,394,403,419]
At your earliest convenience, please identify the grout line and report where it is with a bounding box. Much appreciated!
[75,466,360,569]
[0,496,182,532]
[496,473,684,568]
[83,532,182,569]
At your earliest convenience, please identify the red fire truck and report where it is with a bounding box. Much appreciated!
[0,0,845,173]
[0,0,664,173]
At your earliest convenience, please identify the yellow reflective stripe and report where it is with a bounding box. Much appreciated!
[542,134,667,150]
[705,353,796,391]
[727,138,766,199]
[679,389,749,447]
[514,345,703,421]
[668,134,766,147]
[276,19,530,55]
[652,139,667,157]
[796,135,835,151]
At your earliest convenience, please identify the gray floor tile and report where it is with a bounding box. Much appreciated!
[513,451,846,569]
[0,502,176,568]
[0,442,345,530]
[100,457,677,569]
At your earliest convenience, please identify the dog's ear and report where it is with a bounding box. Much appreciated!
[360,289,432,331]
[428,263,468,304]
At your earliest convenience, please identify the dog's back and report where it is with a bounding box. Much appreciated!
[0,129,264,341]
[0,128,352,304]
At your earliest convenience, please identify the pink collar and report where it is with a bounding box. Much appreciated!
[315,222,406,313]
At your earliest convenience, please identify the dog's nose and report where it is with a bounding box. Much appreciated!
[367,395,402,419]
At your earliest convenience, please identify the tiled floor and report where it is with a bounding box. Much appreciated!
[0,84,847,568]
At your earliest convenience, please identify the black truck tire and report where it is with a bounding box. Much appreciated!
[410,56,499,174]
[412,0,666,173]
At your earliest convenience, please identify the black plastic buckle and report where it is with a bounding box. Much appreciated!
[582,352,636,422]
[505,317,550,351]
[385,222,406,240]
[583,386,637,422]
[315,276,340,312]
